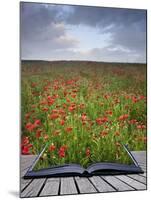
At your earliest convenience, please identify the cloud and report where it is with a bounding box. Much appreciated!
[64,6,146,62]
[21,3,146,62]
[21,3,78,59]
[44,47,142,63]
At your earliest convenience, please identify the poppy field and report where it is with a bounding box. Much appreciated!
[21,61,147,168]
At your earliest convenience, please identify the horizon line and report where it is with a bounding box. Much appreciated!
[21,59,147,65]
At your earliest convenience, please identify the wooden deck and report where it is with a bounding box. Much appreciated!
[20,151,147,198]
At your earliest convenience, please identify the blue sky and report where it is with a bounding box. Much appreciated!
[21,2,146,63]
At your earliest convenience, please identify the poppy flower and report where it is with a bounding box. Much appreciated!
[104,94,110,99]
[58,147,65,158]
[81,113,87,121]
[100,131,108,137]
[129,119,137,124]
[66,98,70,103]
[60,120,65,126]
[66,127,73,133]
[22,146,30,155]
[36,129,42,138]
[61,145,68,151]
[118,114,129,121]
[105,110,113,116]
[42,107,49,112]
[71,94,76,98]
[22,136,29,145]
[68,104,76,112]
[137,125,146,130]
[58,109,65,115]
[132,96,138,103]
[86,148,91,157]
[34,119,41,127]
[49,144,56,151]
[50,113,59,120]
[140,95,146,100]
[96,117,108,125]
[25,122,35,132]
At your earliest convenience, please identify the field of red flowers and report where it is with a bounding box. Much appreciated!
[21,61,147,168]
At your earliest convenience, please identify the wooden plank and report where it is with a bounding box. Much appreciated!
[127,174,147,184]
[139,172,147,177]
[75,177,97,193]
[102,176,134,191]
[40,178,60,196]
[20,178,33,192]
[116,175,146,190]
[139,166,147,172]
[20,151,147,197]
[21,178,46,198]
[131,151,146,164]
[89,176,116,192]
[60,177,78,195]
[20,155,36,172]
[21,155,36,166]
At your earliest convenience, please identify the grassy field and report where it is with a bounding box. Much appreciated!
[21,61,147,168]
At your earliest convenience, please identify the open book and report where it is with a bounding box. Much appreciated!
[23,144,143,179]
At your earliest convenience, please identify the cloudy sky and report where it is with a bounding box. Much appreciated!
[21,2,146,63]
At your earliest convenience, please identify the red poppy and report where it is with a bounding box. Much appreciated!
[100,131,108,137]
[96,117,108,125]
[22,146,30,155]
[71,94,76,98]
[50,113,59,120]
[140,95,146,100]
[36,129,42,138]
[81,113,87,121]
[129,119,137,124]
[61,145,68,151]
[104,94,110,99]
[47,96,55,106]
[25,122,35,132]
[60,120,65,126]
[118,114,129,121]
[52,109,58,113]
[132,96,138,103]
[49,144,56,151]
[58,109,65,115]
[34,119,41,127]
[22,136,29,145]
[86,148,91,157]
[58,147,65,158]
[105,110,113,116]
[66,127,73,133]
[137,125,146,130]
[42,107,49,112]
[68,104,76,112]
[66,98,70,103]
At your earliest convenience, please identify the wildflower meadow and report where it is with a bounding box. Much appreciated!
[21,61,147,168]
